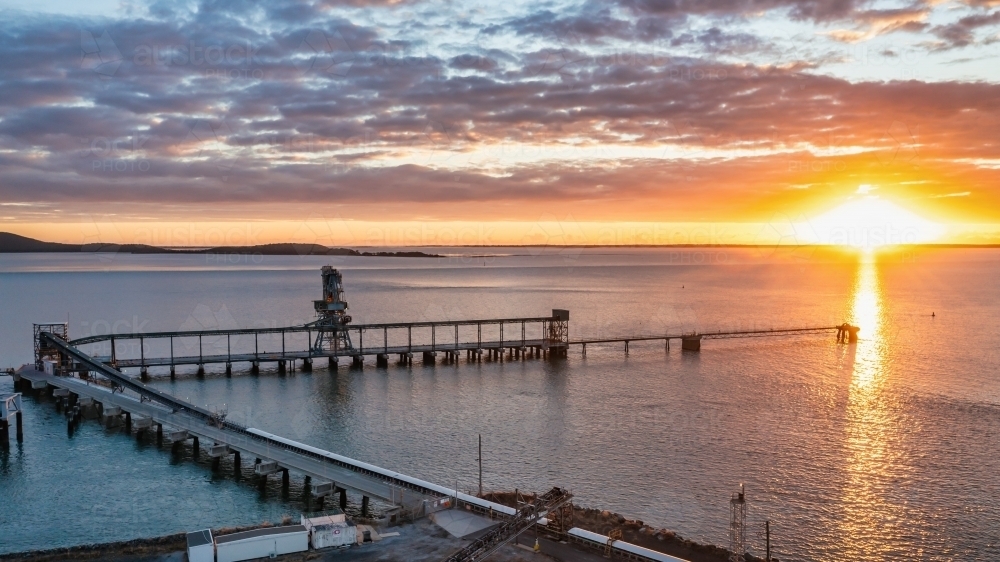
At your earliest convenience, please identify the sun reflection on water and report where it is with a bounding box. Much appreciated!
[838,253,902,560]
[848,254,885,389]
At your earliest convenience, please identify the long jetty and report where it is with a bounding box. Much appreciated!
[51,266,856,379]
[62,321,852,378]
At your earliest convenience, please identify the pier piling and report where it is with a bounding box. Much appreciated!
[681,335,702,352]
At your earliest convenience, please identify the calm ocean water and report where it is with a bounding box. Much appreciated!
[1,247,999,560]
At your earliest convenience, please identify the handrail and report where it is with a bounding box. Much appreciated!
[68,316,558,346]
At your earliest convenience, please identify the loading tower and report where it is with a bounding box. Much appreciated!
[310,267,355,355]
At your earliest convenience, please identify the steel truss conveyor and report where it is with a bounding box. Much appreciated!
[442,487,573,562]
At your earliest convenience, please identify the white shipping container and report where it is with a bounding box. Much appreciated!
[215,525,309,562]
[186,529,214,562]
[310,522,356,549]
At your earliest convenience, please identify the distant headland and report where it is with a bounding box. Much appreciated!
[0,232,442,258]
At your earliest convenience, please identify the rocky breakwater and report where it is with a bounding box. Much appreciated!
[479,492,778,562]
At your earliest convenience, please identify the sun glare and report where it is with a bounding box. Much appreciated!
[807,187,945,250]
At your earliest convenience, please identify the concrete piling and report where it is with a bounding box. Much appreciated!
[278,360,286,375]
[225,363,232,377]
[302,358,312,372]
[233,450,242,477]
[0,419,8,447]
[251,361,260,374]
[15,411,23,442]
[362,495,370,517]
[339,487,347,510]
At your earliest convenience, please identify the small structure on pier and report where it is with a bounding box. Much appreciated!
[33,322,67,371]
[1,392,23,446]
[729,485,747,562]
[836,323,860,343]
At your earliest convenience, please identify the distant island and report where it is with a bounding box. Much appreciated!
[0,232,442,258]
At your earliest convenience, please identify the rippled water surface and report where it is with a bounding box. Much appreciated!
[1,248,999,560]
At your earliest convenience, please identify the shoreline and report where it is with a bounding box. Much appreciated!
[0,498,778,562]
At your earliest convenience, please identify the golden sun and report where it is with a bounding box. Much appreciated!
[805,187,945,250]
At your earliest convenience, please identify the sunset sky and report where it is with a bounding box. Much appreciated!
[1,0,999,246]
